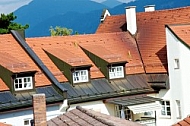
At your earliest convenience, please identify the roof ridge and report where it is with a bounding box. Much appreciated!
[76,106,116,126]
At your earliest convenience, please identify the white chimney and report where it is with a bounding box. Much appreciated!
[100,9,111,23]
[144,5,155,12]
[125,6,137,35]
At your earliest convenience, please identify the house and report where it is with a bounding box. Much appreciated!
[96,5,190,125]
[0,5,190,126]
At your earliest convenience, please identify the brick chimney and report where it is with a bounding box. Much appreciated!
[144,5,155,12]
[33,94,47,126]
[125,6,137,35]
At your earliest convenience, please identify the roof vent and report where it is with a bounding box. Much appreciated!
[144,5,155,12]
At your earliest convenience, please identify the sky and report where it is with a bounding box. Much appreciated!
[0,0,133,14]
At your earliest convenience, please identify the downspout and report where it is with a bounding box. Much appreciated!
[11,30,67,98]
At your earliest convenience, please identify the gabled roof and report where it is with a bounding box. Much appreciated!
[0,34,51,91]
[167,24,190,47]
[96,6,190,73]
[47,106,143,126]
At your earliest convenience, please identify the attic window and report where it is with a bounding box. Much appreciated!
[73,70,89,83]
[14,76,33,91]
[109,66,124,79]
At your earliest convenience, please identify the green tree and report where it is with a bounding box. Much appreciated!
[0,13,29,34]
[50,26,73,36]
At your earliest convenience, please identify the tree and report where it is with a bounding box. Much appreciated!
[0,13,29,34]
[49,26,73,36]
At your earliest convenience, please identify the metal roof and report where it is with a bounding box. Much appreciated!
[0,86,64,112]
[60,74,154,103]
[104,94,162,106]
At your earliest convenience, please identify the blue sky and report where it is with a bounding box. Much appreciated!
[0,0,133,14]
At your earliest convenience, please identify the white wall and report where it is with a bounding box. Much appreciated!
[0,105,62,126]
[166,27,190,124]
[68,100,113,115]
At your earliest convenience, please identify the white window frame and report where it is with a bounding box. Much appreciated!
[73,70,89,83]
[160,101,171,117]
[109,66,124,79]
[14,76,33,91]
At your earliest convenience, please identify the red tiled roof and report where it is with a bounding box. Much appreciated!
[96,6,190,73]
[168,24,190,47]
[26,32,144,77]
[172,116,190,126]
[0,34,51,91]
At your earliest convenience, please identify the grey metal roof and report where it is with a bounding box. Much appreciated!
[104,94,162,106]
[60,74,154,103]
[0,86,64,113]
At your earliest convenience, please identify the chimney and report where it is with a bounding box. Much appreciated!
[100,9,111,23]
[125,6,137,35]
[33,94,47,126]
[144,5,155,12]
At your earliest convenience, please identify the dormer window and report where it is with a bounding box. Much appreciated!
[73,70,89,83]
[109,66,124,79]
[14,76,33,91]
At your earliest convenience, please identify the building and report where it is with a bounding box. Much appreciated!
[0,5,190,126]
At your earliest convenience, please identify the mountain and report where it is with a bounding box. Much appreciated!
[101,0,122,8]
[14,0,190,37]
[14,0,108,37]
[110,0,190,14]
[28,10,102,37]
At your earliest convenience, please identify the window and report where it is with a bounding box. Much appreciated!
[24,118,33,126]
[176,100,181,119]
[174,59,179,69]
[161,101,171,117]
[109,66,124,79]
[115,105,132,120]
[73,70,88,83]
[14,76,33,91]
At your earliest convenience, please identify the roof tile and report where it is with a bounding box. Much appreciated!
[96,6,190,73]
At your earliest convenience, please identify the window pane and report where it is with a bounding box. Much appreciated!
[15,84,18,89]
[19,84,22,88]
[15,79,18,83]
[166,101,170,105]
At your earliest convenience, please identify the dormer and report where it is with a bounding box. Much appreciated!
[44,47,92,85]
[0,52,37,93]
[81,45,127,80]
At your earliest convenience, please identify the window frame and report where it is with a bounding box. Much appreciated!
[160,100,171,117]
[109,66,124,79]
[14,76,33,91]
[73,70,89,83]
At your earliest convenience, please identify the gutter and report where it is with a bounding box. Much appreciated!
[11,30,67,98]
